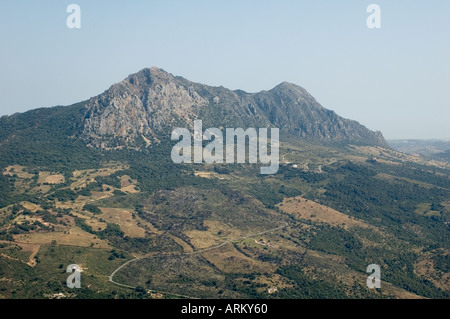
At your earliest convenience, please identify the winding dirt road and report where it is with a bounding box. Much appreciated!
[108,221,288,297]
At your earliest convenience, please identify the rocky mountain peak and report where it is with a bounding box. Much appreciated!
[126,67,175,87]
[269,81,319,106]
[79,68,388,149]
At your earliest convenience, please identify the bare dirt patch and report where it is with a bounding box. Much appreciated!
[277,196,369,229]
[38,171,65,184]
[14,226,110,249]
[201,243,276,274]
[99,207,146,238]
[72,211,107,232]
[184,229,221,250]
[194,171,213,178]
[194,170,231,181]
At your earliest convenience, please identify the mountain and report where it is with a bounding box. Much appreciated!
[79,67,387,149]
[1,67,448,300]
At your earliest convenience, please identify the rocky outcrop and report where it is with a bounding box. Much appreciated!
[80,67,388,148]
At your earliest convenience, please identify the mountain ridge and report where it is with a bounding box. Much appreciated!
[78,67,388,149]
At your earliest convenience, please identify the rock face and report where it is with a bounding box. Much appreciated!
[80,67,387,148]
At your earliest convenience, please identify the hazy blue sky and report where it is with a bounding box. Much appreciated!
[0,0,449,139]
